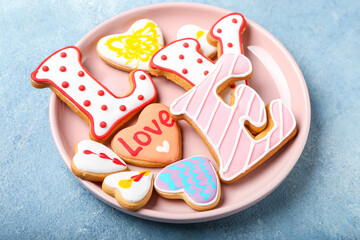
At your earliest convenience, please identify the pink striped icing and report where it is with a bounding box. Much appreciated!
[170,53,296,182]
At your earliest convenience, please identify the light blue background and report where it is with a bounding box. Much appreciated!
[1,0,359,239]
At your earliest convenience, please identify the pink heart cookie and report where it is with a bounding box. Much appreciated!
[111,103,182,167]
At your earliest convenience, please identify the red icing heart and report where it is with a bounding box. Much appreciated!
[111,104,181,166]
[112,158,123,165]
[99,152,111,160]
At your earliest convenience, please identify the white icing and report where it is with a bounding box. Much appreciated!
[35,47,157,138]
[176,25,217,58]
[73,140,127,173]
[151,39,214,86]
[97,19,164,71]
[155,140,169,153]
[103,171,153,203]
[210,13,246,55]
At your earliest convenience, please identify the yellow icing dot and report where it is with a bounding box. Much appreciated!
[105,21,163,68]
[196,30,204,40]
[118,179,133,189]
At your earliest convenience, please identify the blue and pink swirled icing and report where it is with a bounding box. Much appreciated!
[155,156,219,205]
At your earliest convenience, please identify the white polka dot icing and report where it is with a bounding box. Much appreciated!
[176,25,217,58]
[150,38,214,88]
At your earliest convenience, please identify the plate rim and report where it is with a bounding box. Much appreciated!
[48,2,311,223]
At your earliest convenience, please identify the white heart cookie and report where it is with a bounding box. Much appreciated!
[102,171,153,211]
[176,25,217,59]
[71,140,127,182]
[97,19,164,71]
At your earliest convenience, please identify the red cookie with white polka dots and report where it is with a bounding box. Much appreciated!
[31,46,157,142]
[207,12,247,58]
[149,38,214,91]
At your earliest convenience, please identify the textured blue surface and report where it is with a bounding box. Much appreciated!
[1,0,359,238]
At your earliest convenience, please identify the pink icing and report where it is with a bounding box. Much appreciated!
[170,53,296,182]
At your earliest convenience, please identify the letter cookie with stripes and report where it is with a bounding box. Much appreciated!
[170,53,297,183]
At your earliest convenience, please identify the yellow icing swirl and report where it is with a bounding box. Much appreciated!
[105,21,163,68]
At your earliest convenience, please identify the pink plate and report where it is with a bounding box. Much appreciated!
[49,2,310,223]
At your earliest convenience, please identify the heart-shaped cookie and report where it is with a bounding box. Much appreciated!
[102,170,153,211]
[154,156,221,211]
[71,140,127,182]
[97,19,164,72]
[111,103,181,167]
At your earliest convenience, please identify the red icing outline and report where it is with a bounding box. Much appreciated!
[149,38,215,87]
[31,46,158,141]
[209,12,247,55]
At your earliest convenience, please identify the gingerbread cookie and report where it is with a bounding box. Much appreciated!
[170,53,297,183]
[97,19,164,72]
[176,25,217,59]
[71,140,127,182]
[102,170,153,211]
[154,156,220,211]
[31,46,157,142]
[207,12,247,58]
[111,103,181,167]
